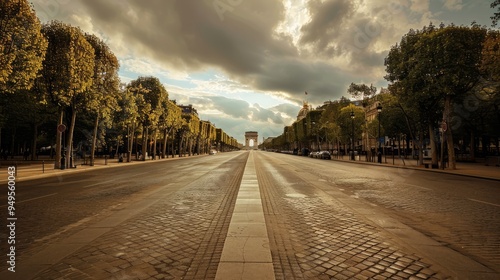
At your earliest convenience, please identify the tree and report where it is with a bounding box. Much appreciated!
[481,30,500,85]
[0,0,47,92]
[114,86,139,162]
[84,34,120,165]
[424,25,486,169]
[491,0,500,27]
[338,104,364,155]
[477,29,500,154]
[319,100,347,151]
[347,83,377,107]
[38,21,94,168]
[385,24,487,169]
[385,26,440,165]
[0,0,47,155]
[128,76,168,160]
[159,99,182,158]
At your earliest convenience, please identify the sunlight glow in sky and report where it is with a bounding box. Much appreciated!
[32,0,494,143]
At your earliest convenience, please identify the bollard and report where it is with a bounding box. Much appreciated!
[61,155,66,170]
[105,155,108,165]
[43,160,45,173]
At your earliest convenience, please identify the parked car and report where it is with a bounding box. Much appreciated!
[318,151,331,159]
[209,150,218,155]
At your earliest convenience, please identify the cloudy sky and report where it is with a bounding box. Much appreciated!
[31,0,493,144]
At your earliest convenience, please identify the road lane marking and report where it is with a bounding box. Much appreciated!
[83,179,116,188]
[468,198,500,208]
[0,193,58,207]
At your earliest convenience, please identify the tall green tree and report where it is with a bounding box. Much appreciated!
[385,24,487,169]
[385,27,441,164]
[0,0,47,153]
[114,86,139,162]
[84,34,120,165]
[338,104,364,154]
[38,21,94,168]
[424,25,486,169]
[159,99,182,158]
[0,0,47,92]
[127,76,168,160]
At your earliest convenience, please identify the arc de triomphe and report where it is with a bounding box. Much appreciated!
[245,131,258,150]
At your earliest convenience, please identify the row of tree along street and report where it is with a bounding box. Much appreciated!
[262,23,500,169]
[0,0,240,168]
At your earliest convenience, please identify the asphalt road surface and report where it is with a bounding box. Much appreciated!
[0,150,498,279]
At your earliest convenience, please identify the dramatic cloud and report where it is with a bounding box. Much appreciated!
[31,0,492,143]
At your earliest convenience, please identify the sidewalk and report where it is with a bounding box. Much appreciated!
[0,155,187,182]
[329,154,500,181]
[1,153,499,182]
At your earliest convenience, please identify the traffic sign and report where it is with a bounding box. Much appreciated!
[57,124,66,133]
[442,121,447,132]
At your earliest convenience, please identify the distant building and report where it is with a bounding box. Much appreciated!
[296,101,311,121]
[178,104,198,116]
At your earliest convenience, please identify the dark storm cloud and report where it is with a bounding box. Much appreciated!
[71,0,359,103]
[249,58,355,104]
[80,0,292,74]
[299,0,354,54]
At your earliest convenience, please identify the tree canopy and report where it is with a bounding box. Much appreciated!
[0,0,47,92]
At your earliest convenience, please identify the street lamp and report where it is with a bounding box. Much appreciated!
[350,110,355,160]
[377,103,383,163]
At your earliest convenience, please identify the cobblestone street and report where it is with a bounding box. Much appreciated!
[0,151,499,279]
[256,154,450,279]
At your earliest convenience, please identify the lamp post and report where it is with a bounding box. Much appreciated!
[377,103,383,163]
[350,110,355,160]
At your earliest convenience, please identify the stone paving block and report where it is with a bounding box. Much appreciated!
[227,222,268,237]
[215,262,275,280]
[235,198,262,205]
[220,236,273,262]
[233,204,264,213]
[230,212,266,223]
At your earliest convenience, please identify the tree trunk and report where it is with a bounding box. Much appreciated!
[162,129,168,159]
[115,135,120,160]
[152,129,157,160]
[418,129,424,166]
[90,113,99,166]
[429,124,438,166]
[66,105,77,168]
[55,108,63,169]
[10,128,16,158]
[31,124,38,160]
[188,137,193,156]
[170,135,175,158]
[179,135,184,157]
[142,125,148,161]
[134,125,139,160]
[470,131,475,162]
[444,96,456,169]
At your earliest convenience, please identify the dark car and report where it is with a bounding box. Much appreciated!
[318,151,331,159]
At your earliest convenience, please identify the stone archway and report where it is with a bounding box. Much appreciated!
[245,131,258,150]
